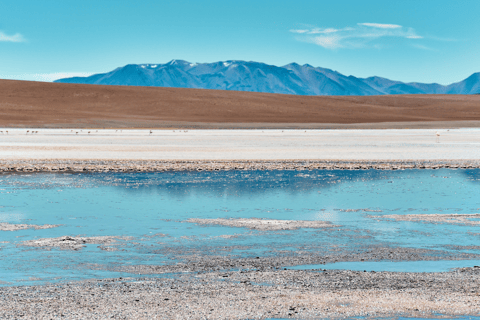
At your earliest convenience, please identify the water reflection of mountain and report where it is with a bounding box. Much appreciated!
[462,169,480,184]
[3,169,479,196]
[88,170,394,198]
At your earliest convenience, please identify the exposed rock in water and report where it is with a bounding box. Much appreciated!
[21,235,130,250]
[375,213,480,226]
[185,218,338,231]
[0,222,61,231]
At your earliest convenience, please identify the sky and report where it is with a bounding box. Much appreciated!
[1,0,479,85]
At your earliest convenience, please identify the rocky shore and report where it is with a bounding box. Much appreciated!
[1,159,480,173]
[1,266,480,319]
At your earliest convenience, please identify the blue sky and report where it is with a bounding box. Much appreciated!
[1,0,479,85]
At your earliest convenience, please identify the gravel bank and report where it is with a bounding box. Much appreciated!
[77,245,480,276]
[1,159,480,173]
[1,267,480,319]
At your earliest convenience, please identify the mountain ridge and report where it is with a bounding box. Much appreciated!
[55,60,480,96]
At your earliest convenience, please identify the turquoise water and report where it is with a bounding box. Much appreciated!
[269,316,480,320]
[1,169,480,285]
[287,260,480,272]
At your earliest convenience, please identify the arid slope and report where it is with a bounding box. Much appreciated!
[1,79,479,128]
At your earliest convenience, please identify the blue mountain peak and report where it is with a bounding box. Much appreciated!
[54,60,480,96]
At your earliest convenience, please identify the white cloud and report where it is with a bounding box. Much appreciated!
[358,22,402,29]
[308,27,340,34]
[291,22,423,49]
[0,31,25,42]
[311,35,342,49]
[289,29,310,34]
[411,44,436,51]
[406,35,423,39]
[0,72,94,82]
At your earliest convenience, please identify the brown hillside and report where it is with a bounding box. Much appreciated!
[0,79,479,128]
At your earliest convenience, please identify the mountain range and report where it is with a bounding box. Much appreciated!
[55,60,480,96]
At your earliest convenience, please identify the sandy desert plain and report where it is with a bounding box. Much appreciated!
[1,79,480,319]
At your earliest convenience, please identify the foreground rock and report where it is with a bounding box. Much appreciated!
[1,268,480,319]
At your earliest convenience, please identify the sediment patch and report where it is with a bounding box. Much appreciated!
[185,218,338,231]
[0,222,61,231]
[21,235,130,250]
[378,213,480,226]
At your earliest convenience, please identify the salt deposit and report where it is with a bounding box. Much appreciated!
[1,128,479,161]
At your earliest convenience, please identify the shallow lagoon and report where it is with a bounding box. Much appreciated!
[1,169,480,286]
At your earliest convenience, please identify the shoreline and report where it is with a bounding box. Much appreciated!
[1,267,480,319]
[2,159,480,173]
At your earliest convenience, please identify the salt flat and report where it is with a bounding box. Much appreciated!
[0,128,479,161]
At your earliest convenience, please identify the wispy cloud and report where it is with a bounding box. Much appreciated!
[411,44,436,51]
[0,31,25,42]
[290,27,353,34]
[0,72,94,82]
[358,23,402,29]
[291,23,423,49]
